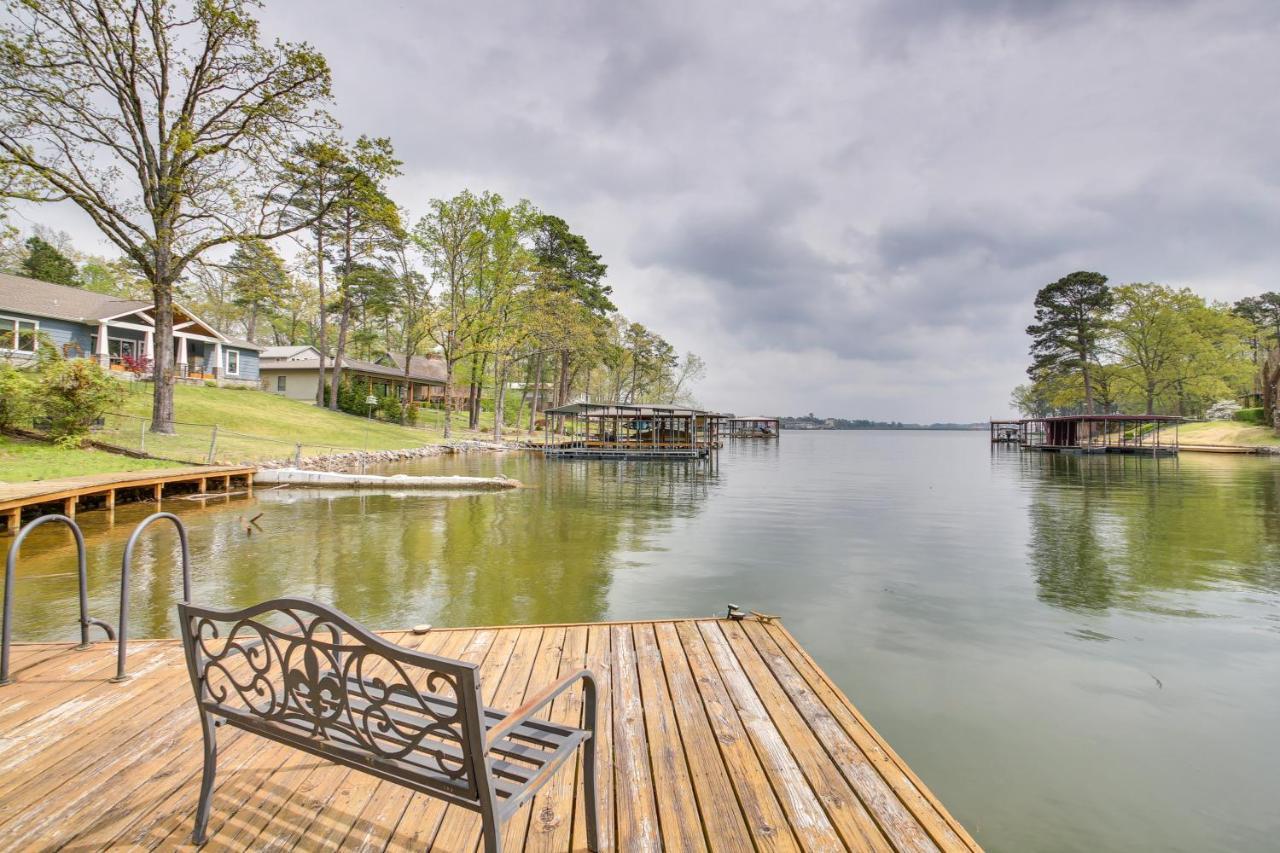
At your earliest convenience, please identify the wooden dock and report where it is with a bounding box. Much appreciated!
[0,618,979,851]
[0,465,255,534]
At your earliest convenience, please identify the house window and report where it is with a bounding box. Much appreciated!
[225,349,240,376]
[0,316,39,353]
[276,374,287,392]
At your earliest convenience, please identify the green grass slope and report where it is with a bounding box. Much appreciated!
[1177,420,1280,447]
[0,434,175,483]
[103,381,503,463]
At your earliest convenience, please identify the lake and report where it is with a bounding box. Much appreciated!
[6,431,1280,852]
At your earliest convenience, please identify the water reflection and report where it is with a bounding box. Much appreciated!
[1023,450,1280,614]
[3,453,721,642]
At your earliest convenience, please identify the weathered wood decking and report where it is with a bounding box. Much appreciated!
[0,465,255,534]
[0,619,980,851]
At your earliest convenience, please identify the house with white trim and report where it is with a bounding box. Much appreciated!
[0,272,261,384]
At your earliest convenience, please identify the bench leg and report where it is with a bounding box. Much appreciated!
[481,807,502,853]
[192,714,218,845]
[583,735,600,851]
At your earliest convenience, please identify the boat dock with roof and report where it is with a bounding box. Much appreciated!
[540,403,722,460]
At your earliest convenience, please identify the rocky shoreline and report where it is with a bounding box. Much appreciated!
[255,440,528,473]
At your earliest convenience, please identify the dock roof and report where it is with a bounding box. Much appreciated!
[543,401,712,417]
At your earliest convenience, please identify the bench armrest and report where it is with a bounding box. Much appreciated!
[487,669,596,749]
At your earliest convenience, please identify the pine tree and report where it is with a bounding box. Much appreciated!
[1027,271,1112,414]
[20,235,78,286]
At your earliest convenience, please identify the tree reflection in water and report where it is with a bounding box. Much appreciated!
[1025,451,1280,614]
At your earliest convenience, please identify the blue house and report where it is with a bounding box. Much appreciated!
[0,272,261,384]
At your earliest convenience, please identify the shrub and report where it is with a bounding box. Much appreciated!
[39,357,124,444]
[0,363,40,430]
[1233,407,1266,425]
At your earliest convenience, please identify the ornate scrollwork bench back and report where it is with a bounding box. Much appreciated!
[177,597,600,852]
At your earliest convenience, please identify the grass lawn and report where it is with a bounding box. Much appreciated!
[1177,420,1280,447]
[104,381,510,464]
[0,434,177,483]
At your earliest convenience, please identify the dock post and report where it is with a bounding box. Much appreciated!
[198,477,207,494]
[223,475,231,493]
[153,483,163,503]
[4,508,19,535]
[63,496,76,519]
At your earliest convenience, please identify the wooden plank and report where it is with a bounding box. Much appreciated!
[522,625,590,853]
[500,625,569,850]
[633,623,710,850]
[696,621,845,851]
[764,622,982,853]
[716,620,891,852]
[741,620,945,852]
[571,624,614,853]
[610,623,661,850]
[651,622,756,852]
[674,621,801,852]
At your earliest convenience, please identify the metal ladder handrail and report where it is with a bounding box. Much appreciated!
[113,512,191,683]
[1,514,116,686]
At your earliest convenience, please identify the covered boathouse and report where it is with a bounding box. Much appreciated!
[1002,414,1182,456]
[541,402,720,459]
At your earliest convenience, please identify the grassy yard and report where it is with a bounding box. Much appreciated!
[1177,420,1280,447]
[0,434,176,483]
[103,381,509,464]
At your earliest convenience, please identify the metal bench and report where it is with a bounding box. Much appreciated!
[178,597,598,851]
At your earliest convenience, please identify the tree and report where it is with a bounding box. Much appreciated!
[1026,271,1113,414]
[326,137,402,410]
[274,138,353,404]
[0,0,332,431]
[413,192,484,439]
[226,240,288,342]
[532,215,613,412]
[20,234,78,285]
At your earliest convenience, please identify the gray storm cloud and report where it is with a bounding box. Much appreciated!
[19,0,1280,420]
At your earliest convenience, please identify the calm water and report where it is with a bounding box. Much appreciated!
[6,432,1280,851]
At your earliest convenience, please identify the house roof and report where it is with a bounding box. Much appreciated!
[379,351,448,383]
[0,273,150,323]
[0,272,261,349]
[260,356,421,381]
[260,345,319,359]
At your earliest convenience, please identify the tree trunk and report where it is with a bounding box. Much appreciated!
[329,298,351,411]
[314,232,327,406]
[1080,350,1094,414]
[150,278,177,434]
[528,352,543,434]
[246,304,258,343]
[493,356,506,441]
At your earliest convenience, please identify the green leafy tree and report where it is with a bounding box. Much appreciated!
[226,240,288,343]
[20,235,78,285]
[0,0,333,432]
[1027,271,1113,414]
[37,354,124,444]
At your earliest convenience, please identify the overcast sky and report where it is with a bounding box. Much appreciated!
[17,0,1280,421]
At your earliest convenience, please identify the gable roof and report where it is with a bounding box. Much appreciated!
[0,272,150,323]
[0,272,259,348]
[378,351,447,383]
[260,345,319,360]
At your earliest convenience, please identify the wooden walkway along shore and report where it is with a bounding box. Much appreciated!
[0,465,256,534]
[0,618,980,851]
